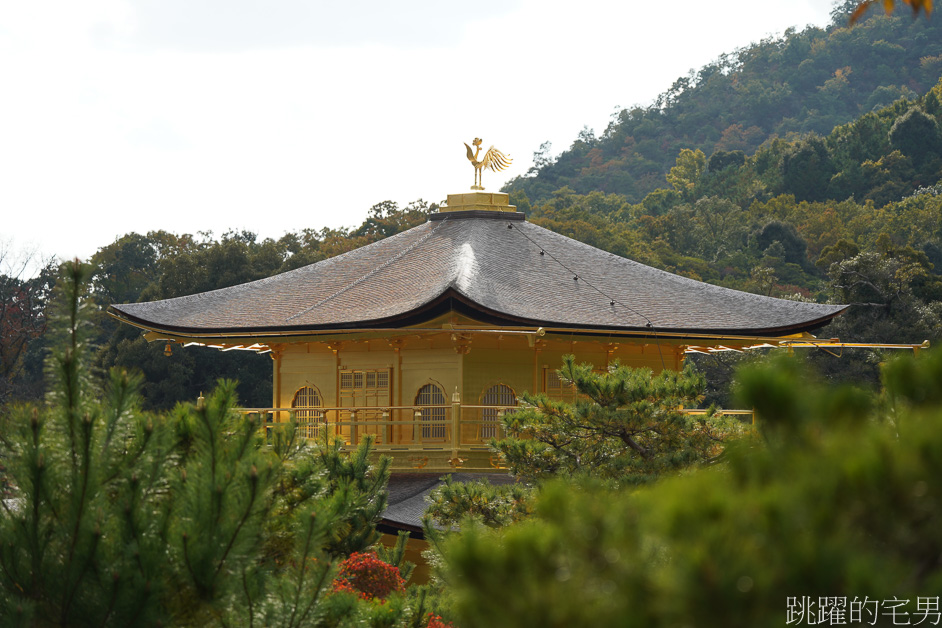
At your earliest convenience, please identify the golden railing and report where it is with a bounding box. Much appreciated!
[239,404,518,471]
[237,404,754,472]
[680,408,756,425]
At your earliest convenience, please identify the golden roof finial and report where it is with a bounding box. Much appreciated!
[464,138,512,190]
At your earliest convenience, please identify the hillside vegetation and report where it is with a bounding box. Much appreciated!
[506,2,942,204]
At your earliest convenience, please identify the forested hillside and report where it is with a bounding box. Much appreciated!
[506,2,942,203]
[506,55,942,399]
[514,72,942,301]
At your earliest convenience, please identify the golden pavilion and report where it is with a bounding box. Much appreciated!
[109,188,848,473]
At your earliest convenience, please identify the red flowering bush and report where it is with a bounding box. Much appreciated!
[330,551,405,601]
[426,613,455,628]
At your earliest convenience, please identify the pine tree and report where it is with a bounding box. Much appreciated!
[494,355,742,483]
[438,351,942,628]
[165,379,282,623]
[0,261,422,627]
[425,356,743,538]
[314,433,391,558]
[0,261,173,626]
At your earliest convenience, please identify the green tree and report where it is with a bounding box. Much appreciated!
[754,220,810,268]
[89,231,188,307]
[782,136,835,203]
[424,357,744,549]
[0,261,423,627]
[438,350,942,628]
[889,107,942,163]
[809,241,942,389]
[707,149,746,173]
[425,476,533,530]
[0,262,174,625]
[689,196,748,262]
[492,355,740,483]
[167,380,282,619]
[827,245,942,343]
[665,148,706,201]
[353,200,435,239]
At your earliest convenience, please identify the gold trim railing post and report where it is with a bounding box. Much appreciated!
[414,408,423,445]
[350,409,358,446]
[451,388,461,462]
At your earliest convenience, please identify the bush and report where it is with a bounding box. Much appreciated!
[331,552,406,602]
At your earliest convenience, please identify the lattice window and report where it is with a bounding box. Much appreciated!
[544,367,602,402]
[544,368,578,401]
[340,369,390,395]
[481,384,516,439]
[292,386,323,439]
[376,371,389,388]
[339,368,392,444]
[415,383,446,441]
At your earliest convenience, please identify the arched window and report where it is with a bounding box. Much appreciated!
[292,386,323,439]
[415,383,446,441]
[481,384,516,439]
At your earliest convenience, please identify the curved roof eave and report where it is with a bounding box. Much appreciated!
[109,214,850,340]
[109,287,848,339]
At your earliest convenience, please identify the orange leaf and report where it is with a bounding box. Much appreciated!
[910,0,934,15]
[851,0,932,23]
[850,0,879,23]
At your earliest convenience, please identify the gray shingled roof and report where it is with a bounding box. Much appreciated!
[110,212,846,336]
[380,472,517,537]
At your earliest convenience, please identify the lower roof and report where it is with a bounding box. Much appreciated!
[110,212,847,337]
[380,472,517,538]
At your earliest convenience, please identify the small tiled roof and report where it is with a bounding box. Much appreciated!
[110,212,846,336]
[380,472,516,537]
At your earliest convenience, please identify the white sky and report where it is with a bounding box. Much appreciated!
[0,0,835,269]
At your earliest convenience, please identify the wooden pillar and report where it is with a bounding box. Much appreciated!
[451,333,471,455]
[532,338,545,395]
[388,339,403,445]
[451,387,461,463]
[271,347,283,423]
[328,342,341,441]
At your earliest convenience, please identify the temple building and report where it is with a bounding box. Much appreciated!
[110,190,848,473]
